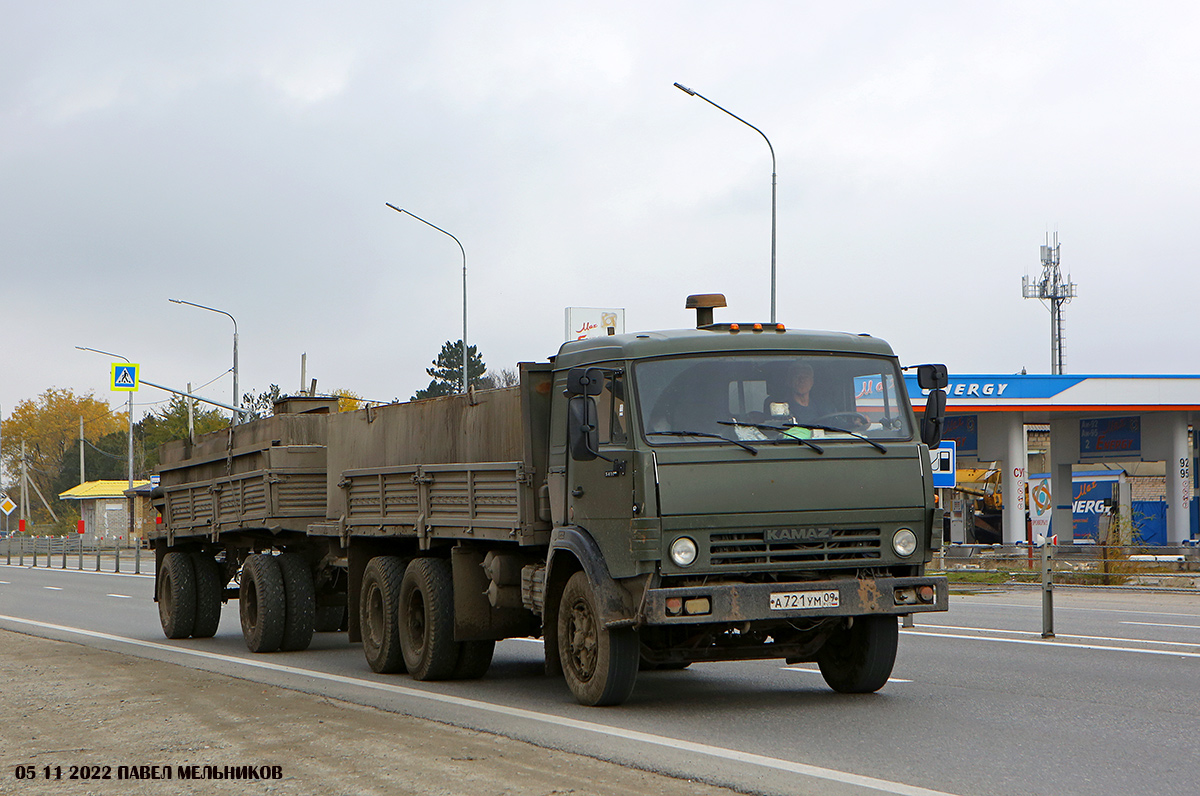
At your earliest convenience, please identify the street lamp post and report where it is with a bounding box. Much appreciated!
[674,82,777,323]
[385,203,469,394]
[169,299,239,422]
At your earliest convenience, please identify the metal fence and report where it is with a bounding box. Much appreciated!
[3,534,151,575]
[933,543,1199,589]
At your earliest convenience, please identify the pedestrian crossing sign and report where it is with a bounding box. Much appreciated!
[111,363,140,392]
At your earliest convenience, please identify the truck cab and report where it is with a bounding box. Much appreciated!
[542,298,948,703]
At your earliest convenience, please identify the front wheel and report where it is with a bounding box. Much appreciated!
[816,615,898,693]
[557,571,639,706]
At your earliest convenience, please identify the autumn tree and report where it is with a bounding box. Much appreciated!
[2,389,125,521]
[411,340,491,400]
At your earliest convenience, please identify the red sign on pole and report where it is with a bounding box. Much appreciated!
[19,519,26,533]
[78,520,85,535]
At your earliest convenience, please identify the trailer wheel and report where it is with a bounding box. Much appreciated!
[558,571,639,706]
[452,640,496,680]
[190,552,223,639]
[239,554,286,653]
[360,556,407,673]
[315,605,347,633]
[816,615,898,694]
[158,552,196,640]
[277,552,316,652]
[399,558,459,681]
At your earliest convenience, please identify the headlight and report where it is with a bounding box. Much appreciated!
[669,536,698,567]
[892,528,918,557]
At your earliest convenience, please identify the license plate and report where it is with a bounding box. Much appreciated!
[769,590,840,611]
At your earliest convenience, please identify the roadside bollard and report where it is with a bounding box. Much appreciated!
[114,543,120,573]
[19,537,25,566]
[78,537,84,570]
[1041,540,1055,638]
[95,540,102,572]
[4,535,9,565]
[62,540,67,569]
[135,543,141,575]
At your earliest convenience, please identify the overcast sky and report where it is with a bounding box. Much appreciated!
[3,1,1198,430]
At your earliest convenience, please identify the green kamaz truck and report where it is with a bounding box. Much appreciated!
[150,294,949,706]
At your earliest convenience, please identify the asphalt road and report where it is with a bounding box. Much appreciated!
[2,563,1198,796]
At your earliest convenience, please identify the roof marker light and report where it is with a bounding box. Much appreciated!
[752,323,763,332]
[730,323,740,333]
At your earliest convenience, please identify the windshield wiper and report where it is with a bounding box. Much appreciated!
[788,423,888,453]
[717,420,824,454]
[647,430,758,455]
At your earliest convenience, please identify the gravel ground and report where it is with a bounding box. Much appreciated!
[0,629,738,796]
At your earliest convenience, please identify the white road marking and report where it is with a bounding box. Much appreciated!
[782,666,912,683]
[0,615,963,796]
[43,586,63,591]
[910,624,1200,649]
[903,628,1200,658]
[1120,621,1200,630]
[954,601,1200,619]
[0,563,153,579]
[107,594,132,599]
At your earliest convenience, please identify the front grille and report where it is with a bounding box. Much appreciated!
[709,528,882,567]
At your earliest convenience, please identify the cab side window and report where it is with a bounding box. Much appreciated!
[596,371,627,445]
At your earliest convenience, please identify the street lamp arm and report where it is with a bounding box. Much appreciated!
[169,298,237,334]
[385,204,467,264]
[674,83,775,169]
[75,345,129,363]
[387,202,470,394]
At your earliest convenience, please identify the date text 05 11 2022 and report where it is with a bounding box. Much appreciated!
[13,764,284,781]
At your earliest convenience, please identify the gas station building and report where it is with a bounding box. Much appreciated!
[905,374,1198,545]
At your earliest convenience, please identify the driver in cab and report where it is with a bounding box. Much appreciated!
[767,361,824,424]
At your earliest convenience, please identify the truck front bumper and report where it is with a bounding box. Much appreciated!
[638,575,949,626]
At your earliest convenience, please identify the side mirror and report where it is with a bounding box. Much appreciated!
[566,367,605,396]
[568,396,599,461]
[917,364,949,391]
[921,389,947,448]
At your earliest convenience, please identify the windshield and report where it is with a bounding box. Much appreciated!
[635,353,914,445]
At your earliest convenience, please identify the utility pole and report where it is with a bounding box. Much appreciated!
[1022,233,1078,374]
[80,415,86,484]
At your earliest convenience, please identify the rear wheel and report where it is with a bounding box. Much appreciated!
[158,552,196,640]
[398,558,460,681]
[558,571,639,706]
[360,556,406,673]
[277,552,315,652]
[189,552,223,638]
[816,615,898,693]
[239,554,286,653]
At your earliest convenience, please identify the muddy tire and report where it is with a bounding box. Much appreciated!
[239,554,286,653]
[158,552,196,640]
[277,552,315,652]
[398,558,460,681]
[558,571,639,706]
[452,640,496,680]
[360,556,407,673]
[189,552,223,639]
[817,615,898,694]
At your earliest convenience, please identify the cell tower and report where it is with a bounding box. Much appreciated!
[1021,233,1077,375]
